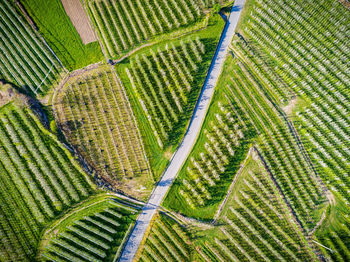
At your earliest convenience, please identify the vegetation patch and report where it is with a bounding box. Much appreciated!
[40,196,138,262]
[54,66,152,200]
[0,101,95,261]
[116,14,225,179]
[0,0,63,96]
[21,0,104,70]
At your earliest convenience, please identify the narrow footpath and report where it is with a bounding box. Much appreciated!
[119,1,246,261]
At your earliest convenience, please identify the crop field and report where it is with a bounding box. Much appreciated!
[0,0,349,260]
[85,0,225,59]
[0,102,95,261]
[193,153,317,262]
[116,14,225,178]
[163,68,257,218]
[41,197,137,262]
[21,0,104,70]
[136,213,193,262]
[237,0,350,207]
[0,0,62,95]
[54,66,152,199]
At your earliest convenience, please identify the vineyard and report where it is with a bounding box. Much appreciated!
[54,66,152,200]
[0,0,62,95]
[86,0,225,59]
[41,197,137,262]
[0,102,95,261]
[136,213,193,262]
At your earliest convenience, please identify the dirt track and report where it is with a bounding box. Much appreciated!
[60,0,96,44]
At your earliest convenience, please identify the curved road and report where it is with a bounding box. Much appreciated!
[119,1,246,261]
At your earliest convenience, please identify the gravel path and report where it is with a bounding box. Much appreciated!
[119,1,246,261]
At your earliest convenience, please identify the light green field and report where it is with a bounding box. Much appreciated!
[21,0,104,70]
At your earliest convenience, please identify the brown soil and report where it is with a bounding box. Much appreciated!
[60,0,97,44]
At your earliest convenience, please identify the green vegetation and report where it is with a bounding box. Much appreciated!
[192,153,317,261]
[163,56,256,219]
[54,66,152,200]
[85,0,225,59]
[0,102,95,261]
[136,212,193,262]
[21,0,104,70]
[41,196,138,262]
[0,0,62,96]
[229,0,349,256]
[116,14,225,179]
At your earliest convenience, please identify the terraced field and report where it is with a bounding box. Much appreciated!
[0,102,95,261]
[136,213,193,262]
[85,0,225,58]
[54,66,152,199]
[0,0,62,95]
[41,197,137,262]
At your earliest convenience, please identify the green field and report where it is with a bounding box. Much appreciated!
[0,99,96,261]
[21,0,104,70]
[85,0,227,60]
[41,195,138,262]
[163,55,256,219]
[135,212,193,262]
[54,66,153,200]
[116,14,225,180]
[0,0,62,96]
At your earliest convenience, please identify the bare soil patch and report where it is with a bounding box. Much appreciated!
[60,0,96,44]
[283,97,297,115]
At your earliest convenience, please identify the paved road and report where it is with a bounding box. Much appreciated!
[119,1,246,261]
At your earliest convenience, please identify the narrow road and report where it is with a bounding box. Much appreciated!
[119,1,246,261]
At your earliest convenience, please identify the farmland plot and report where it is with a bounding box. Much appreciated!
[0,0,62,95]
[195,154,317,262]
[41,198,137,262]
[136,213,193,262]
[54,66,152,200]
[239,0,350,207]
[0,102,94,261]
[85,0,217,59]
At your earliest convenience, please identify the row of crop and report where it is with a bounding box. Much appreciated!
[242,0,349,208]
[200,168,315,262]
[0,104,94,261]
[42,205,135,262]
[226,60,325,229]
[0,0,60,95]
[126,39,205,148]
[138,213,191,262]
[56,68,150,186]
[179,97,250,208]
[87,0,203,58]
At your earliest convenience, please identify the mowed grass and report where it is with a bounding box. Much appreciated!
[0,101,96,261]
[40,195,138,262]
[116,14,225,180]
[21,0,104,70]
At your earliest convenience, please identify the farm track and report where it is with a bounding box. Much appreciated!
[119,1,246,261]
